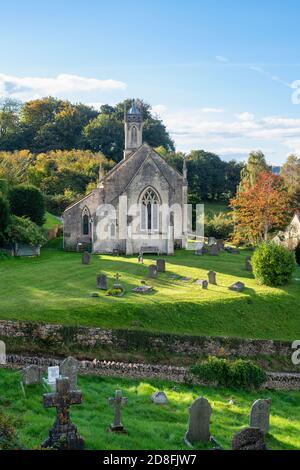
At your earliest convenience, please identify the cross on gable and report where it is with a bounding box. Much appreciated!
[43,377,82,426]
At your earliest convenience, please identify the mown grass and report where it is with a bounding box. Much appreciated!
[0,247,299,340]
[0,368,299,450]
[43,212,61,230]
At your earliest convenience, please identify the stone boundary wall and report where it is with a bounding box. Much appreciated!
[0,320,293,358]
[2,354,300,391]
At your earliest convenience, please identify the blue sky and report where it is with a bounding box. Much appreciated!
[1,0,300,164]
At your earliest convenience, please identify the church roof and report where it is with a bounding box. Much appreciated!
[103,143,185,204]
[128,100,141,115]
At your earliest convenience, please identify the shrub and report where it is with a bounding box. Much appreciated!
[252,242,295,286]
[5,215,47,247]
[204,212,234,240]
[0,412,21,450]
[190,356,266,389]
[0,195,10,241]
[295,241,300,266]
[0,178,8,196]
[45,192,78,216]
[9,184,45,226]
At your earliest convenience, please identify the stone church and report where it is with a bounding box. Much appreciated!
[63,100,188,255]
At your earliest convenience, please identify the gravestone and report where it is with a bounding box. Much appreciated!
[82,251,90,265]
[148,265,157,278]
[207,271,217,285]
[96,274,108,290]
[229,281,245,292]
[195,248,203,256]
[185,396,212,445]
[245,256,252,272]
[216,239,224,251]
[231,427,266,450]
[22,365,43,385]
[108,390,128,432]
[156,259,166,273]
[194,279,208,289]
[132,285,153,294]
[42,377,84,450]
[60,356,79,391]
[44,366,60,391]
[0,340,6,365]
[249,399,271,435]
[151,391,168,404]
[210,244,218,256]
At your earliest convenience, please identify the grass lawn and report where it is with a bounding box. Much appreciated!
[43,212,61,230]
[0,368,299,450]
[0,247,299,341]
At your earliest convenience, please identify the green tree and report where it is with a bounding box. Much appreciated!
[5,215,46,250]
[280,154,300,207]
[0,99,22,150]
[239,151,270,188]
[9,185,45,226]
[0,195,10,241]
[83,114,124,162]
[187,150,226,202]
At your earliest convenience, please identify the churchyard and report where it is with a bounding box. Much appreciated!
[0,243,299,342]
[0,368,300,450]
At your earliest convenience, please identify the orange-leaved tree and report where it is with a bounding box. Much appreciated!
[230,171,293,245]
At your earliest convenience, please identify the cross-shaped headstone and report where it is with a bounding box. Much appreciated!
[108,390,128,432]
[115,272,120,283]
[42,377,84,450]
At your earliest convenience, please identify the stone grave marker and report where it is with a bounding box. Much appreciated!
[44,366,60,391]
[82,251,90,265]
[194,279,208,289]
[0,340,6,365]
[185,396,212,445]
[148,265,157,278]
[156,259,166,273]
[96,274,108,290]
[231,427,266,450]
[229,281,245,292]
[207,270,217,285]
[60,356,79,391]
[132,285,153,294]
[108,390,128,433]
[194,248,203,256]
[42,377,84,450]
[245,256,252,272]
[151,391,168,405]
[209,244,218,256]
[249,399,271,435]
[216,239,224,251]
[22,365,43,385]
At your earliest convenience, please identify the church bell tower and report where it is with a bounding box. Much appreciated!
[124,99,143,159]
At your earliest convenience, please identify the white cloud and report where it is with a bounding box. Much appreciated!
[201,107,224,113]
[152,104,167,116]
[236,112,255,121]
[0,72,127,100]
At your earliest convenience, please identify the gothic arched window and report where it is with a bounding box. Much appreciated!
[140,188,160,231]
[131,126,137,146]
[82,207,90,236]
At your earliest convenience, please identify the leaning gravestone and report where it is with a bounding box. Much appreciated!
[229,281,245,292]
[148,265,157,278]
[207,270,217,285]
[156,259,166,273]
[82,251,90,265]
[22,365,43,385]
[96,274,108,290]
[42,377,84,450]
[249,399,271,435]
[151,391,168,405]
[231,427,266,450]
[60,356,79,391]
[185,396,212,445]
[194,279,208,289]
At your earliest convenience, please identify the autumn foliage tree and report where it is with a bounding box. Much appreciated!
[230,171,293,245]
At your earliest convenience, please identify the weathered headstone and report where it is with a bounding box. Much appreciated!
[216,239,224,251]
[82,251,90,265]
[245,256,252,272]
[0,340,6,365]
[231,427,266,450]
[96,274,108,290]
[210,244,218,256]
[249,399,271,435]
[185,396,212,445]
[151,391,168,404]
[156,259,166,273]
[42,377,84,450]
[229,281,245,292]
[44,366,60,391]
[60,356,79,391]
[108,390,128,432]
[195,248,203,256]
[194,279,208,289]
[148,265,157,278]
[132,285,153,294]
[207,270,217,285]
[22,365,43,385]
